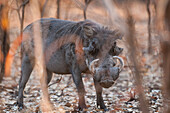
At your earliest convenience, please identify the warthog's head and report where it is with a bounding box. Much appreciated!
[80,20,124,88]
[89,56,124,88]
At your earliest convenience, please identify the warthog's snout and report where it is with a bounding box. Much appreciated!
[100,79,114,88]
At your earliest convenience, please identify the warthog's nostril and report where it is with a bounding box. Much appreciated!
[100,80,114,88]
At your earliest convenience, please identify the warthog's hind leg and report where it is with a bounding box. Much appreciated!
[17,54,34,111]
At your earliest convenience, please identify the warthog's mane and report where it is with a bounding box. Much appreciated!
[51,19,121,41]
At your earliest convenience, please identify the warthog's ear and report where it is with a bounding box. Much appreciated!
[113,30,123,40]
[83,23,97,38]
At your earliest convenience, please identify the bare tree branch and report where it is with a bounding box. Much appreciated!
[41,0,48,18]
[16,0,21,23]
[146,0,152,54]
[73,0,85,10]
[20,0,29,34]
[162,1,170,113]
[0,2,10,82]
[56,0,60,19]
[83,0,92,20]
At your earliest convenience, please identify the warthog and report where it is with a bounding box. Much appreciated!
[17,18,124,111]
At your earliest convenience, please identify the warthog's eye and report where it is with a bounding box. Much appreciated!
[92,41,95,46]
[119,48,123,52]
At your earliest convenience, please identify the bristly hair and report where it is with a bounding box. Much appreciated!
[49,19,122,41]
[99,26,123,40]
[52,22,84,39]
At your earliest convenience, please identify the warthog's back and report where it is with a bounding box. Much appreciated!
[21,18,86,73]
[22,18,77,52]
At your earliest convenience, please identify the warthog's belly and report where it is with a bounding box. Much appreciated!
[45,49,71,74]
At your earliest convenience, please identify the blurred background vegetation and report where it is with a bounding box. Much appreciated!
[0,0,170,112]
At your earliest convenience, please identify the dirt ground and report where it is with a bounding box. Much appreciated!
[0,0,165,112]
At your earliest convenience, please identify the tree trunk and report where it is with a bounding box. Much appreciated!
[0,4,10,83]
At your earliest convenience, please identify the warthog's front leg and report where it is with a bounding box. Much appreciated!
[93,78,108,111]
[66,43,86,110]
[71,64,87,110]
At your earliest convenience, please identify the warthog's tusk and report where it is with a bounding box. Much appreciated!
[82,47,87,51]
[112,56,124,72]
[89,59,99,73]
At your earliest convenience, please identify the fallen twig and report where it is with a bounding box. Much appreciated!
[48,76,62,87]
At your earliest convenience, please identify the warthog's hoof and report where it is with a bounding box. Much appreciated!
[78,104,87,111]
[16,102,24,111]
[104,108,109,112]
